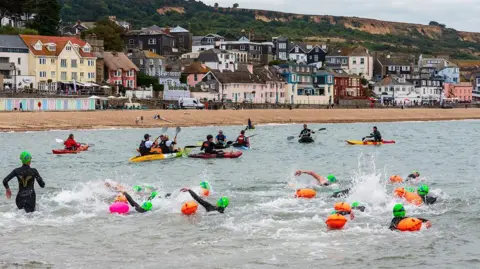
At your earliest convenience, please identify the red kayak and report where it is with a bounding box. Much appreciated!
[52,145,89,154]
[188,151,242,159]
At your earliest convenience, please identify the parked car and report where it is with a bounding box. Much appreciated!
[178,98,205,109]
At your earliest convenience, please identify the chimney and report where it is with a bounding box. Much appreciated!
[247,64,253,74]
[164,27,171,34]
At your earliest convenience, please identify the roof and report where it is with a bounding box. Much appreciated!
[143,50,164,59]
[0,35,28,49]
[289,42,307,53]
[197,49,231,63]
[374,75,413,86]
[328,46,370,57]
[207,64,284,84]
[192,36,203,46]
[19,35,95,57]
[104,52,139,71]
[377,57,412,66]
[170,26,189,33]
[205,33,224,38]
[183,62,210,74]
[254,66,284,82]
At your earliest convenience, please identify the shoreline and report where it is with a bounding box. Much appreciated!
[1,108,479,132]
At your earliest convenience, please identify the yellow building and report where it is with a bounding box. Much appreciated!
[20,35,97,93]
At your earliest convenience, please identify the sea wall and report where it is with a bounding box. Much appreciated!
[0,98,96,111]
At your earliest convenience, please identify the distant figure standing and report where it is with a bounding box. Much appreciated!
[19,102,23,111]
[140,116,144,124]
[135,117,140,125]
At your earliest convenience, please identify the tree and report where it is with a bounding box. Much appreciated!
[26,0,60,35]
[214,3,218,8]
[82,18,125,52]
[233,3,239,8]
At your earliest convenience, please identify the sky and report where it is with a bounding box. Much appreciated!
[204,0,480,32]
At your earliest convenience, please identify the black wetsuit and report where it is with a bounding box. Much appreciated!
[335,211,351,216]
[124,192,171,213]
[406,174,417,181]
[3,165,45,213]
[201,141,218,154]
[389,216,429,230]
[188,190,224,213]
[420,195,437,205]
[299,129,314,137]
[365,130,382,142]
[331,188,351,198]
[352,205,366,212]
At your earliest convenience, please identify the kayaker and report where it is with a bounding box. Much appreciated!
[362,126,382,142]
[158,134,177,154]
[299,124,314,138]
[64,134,81,150]
[215,130,227,145]
[294,170,336,186]
[138,134,156,156]
[417,184,437,205]
[389,204,431,230]
[3,151,45,213]
[180,188,229,213]
[406,171,420,181]
[235,130,250,147]
[201,135,223,154]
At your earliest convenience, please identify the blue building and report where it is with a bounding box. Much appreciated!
[437,66,460,84]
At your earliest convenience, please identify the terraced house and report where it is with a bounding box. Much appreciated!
[19,35,97,93]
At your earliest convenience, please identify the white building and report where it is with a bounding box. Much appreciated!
[198,49,237,72]
[374,75,421,105]
[192,34,225,53]
[348,47,373,80]
[0,35,36,90]
[288,44,307,64]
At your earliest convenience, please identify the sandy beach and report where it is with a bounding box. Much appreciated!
[0,108,479,132]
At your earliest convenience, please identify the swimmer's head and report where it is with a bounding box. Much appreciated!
[141,201,152,211]
[200,181,210,190]
[149,191,158,200]
[217,197,229,208]
[133,185,142,192]
[412,171,420,177]
[351,201,359,208]
[417,184,429,196]
[19,151,32,164]
[327,174,336,183]
[393,204,405,217]
[114,193,127,203]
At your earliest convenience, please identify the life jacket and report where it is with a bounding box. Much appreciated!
[139,140,150,156]
[217,134,226,142]
[237,135,246,145]
[159,140,171,154]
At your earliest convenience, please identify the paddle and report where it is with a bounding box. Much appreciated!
[188,141,233,149]
[154,127,168,141]
[287,128,326,141]
[174,126,181,139]
[55,138,94,146]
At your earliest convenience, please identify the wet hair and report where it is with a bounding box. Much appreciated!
[207,134,213,140]
[68,134,74,139]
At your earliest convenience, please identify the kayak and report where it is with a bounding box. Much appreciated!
[232,143,249,150]
[188,151,242,159]
[346,140,396,145]
[129,150,189,163]
[298,136,314,143]
[52,145,89,154]
[136,148,162,153]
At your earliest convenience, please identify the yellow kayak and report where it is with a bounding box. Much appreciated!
[129,149,191,163]
[346,140,395,145]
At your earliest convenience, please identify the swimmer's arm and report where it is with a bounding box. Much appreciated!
[188,190,216,212]
[34,169,45,188]
[418,218,429,223]
[297,171,327,185]
[123,192,147,213]
[3,169,17,189]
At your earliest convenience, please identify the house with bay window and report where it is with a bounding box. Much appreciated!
[104,52,139,89]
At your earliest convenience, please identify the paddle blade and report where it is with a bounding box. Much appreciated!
[226,141,233,145]
[287,136,295,140]
[318,128,327,131]
[185,145,200,149]
[161,127,168,134]
[175,126,181,135]
[55,138,64,143]
[247,134,257,138]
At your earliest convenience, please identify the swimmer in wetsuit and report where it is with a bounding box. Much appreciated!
[295,170,336,186]
[332,202,355,220]
[417,184,437,205]
[406,171,420,181]
[331,188,351,198]
[389,203,431,230]
[351,201,366,212]
[181,188,229,213]
[3,151,45,213]
[121,191,172,213]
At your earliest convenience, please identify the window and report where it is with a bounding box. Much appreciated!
[61,72,67,80]
[66,46,72,51]
[115,70,122,77]
[17,58,21,65]
[80,72,84,79]
[80,59,84,65]
[352,57,357,64]
[314,55,318,62]
[39,71,47,78]
[88,72,95,79]
[240,45,245,50]
[61,59,67,68]
[149,48,156,53]
[295,47,299,53]
[34,43,42,50]
[342,59,347,64]
[115,80,122,85]
[51,59,55,64]
[129,39,135,45]
[148,38,156,45]
[39,58,46,65]
[50,71,55,78]
[127,80,134,88]
[71,59,77,68]
[72,72,78,80]
[17,70,21,75]
[360,58,365,64]
[83,47,90,52]
[127,70,135,77]
[88,60,95,66]
[315,47,319,52]
[327,76,333,84]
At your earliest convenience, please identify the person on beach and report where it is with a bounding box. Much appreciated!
[362,126,382,142]
[299,124,314,138]
[215,130,227,145]
[3,151,45,213]
[138,134,156,156]
[294,170,337,186]
[158,134,178,154]
[64,134,81,150]
[180,188,229,213]
[201,135,223,154]
[389,204,431,230]
[246,118,255,130]
[234,130,250,147]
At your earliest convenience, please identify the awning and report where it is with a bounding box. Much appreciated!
[83,82,100,87]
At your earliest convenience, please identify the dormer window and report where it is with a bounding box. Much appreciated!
[66,46,72,51]
[47,44,56,51]
[34,41,42,51]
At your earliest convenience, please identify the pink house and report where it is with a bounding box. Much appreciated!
[444,82,472,102]
[182,62,210,87]
[104,52,139,89]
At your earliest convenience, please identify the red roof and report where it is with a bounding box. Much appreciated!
[19,35,95,58]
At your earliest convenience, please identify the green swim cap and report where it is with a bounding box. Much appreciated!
[330,210,337,215]
[217,196,229,208]
[393,203,405,217]
[200,181,210,190]
[141,201,152,211]
[149,191,158,200]
[327,174,337,183]
[351,202,359,208]
[417,184,429,196]
[19,151,32,164]
[133,185,142,192]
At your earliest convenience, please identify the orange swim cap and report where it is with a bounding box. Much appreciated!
[334,202,351,213]
[389,175,403,183]
[114,193,127,203]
